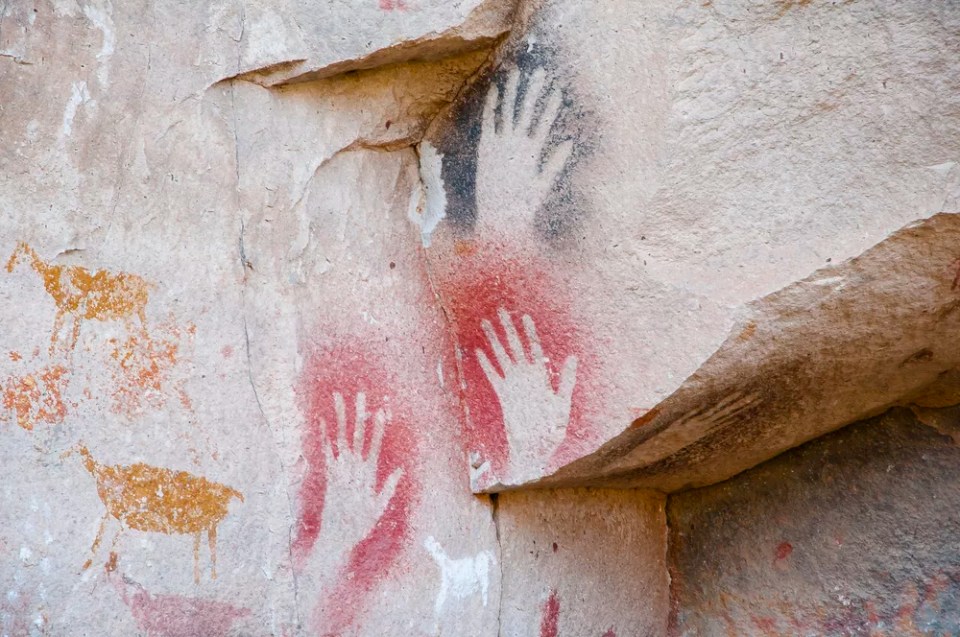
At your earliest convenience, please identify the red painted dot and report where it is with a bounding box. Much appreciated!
[775,541,793,561]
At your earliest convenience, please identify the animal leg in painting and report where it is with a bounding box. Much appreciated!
[69,443,242,582]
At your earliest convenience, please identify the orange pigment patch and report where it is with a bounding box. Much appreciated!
[109,319,194,418]
[2,364,69,430]
[9,351,21,362]
[629,407,662,429]
[454,239,478,257]
[104,551,118,573]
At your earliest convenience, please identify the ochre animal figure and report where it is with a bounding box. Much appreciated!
[72,444,243,582]
[6,242,151,352]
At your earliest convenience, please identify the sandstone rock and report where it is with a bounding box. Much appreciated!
[419,0,960,491]
[2,0,958,634]
[669,406,960,636]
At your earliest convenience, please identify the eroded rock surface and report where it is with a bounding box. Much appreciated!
[669,406,960,636]
[1,0,958,634]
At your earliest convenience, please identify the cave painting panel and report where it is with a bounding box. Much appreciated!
[294,344,418,634]
[422,60,594,488]
[7,242,151,353]
[70,444,243,582]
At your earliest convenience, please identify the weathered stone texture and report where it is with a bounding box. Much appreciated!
[2,0,959,634]
[498,489,669,637]
[669,406,960,636]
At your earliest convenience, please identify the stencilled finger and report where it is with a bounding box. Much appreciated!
[333,392,348,453]
[534,85,564,145]
[481,318,512,370]
[522,314,545,365]
[498,308,527,364]
[558,355,579,403]
[540,139,573,187]
[378,467,404,509]
[519,68,547,135]
[319,418,335,464]
[483,82,500,136]
[369,408,387,463]
[353,392,368,454]
[477,349,504,391]
[502,68,521,132]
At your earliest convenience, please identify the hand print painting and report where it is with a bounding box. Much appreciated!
[476,308,578,477]
[474,67,574,242]
[5,0,956,633]
[419,58,598,490]
[294,343,418,635]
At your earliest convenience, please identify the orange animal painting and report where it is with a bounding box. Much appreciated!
[6,242,151,352]
[69,444,243,582]
[2,364,69,430]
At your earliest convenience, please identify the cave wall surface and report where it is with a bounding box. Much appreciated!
[669,406,960,636]
[1,0,958,635]
[0,0,670,635]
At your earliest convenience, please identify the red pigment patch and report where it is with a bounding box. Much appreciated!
[438,254,595,476]
[378,0,406,9]
[774,541,793,561]
[601,630,616,637]
[221,345,233,358]
[113,574,251,637]
[540,589,560,637]
[751,616,779,633]
[294,343,418,633]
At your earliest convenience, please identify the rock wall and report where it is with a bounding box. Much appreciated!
[669,406,960,636]
[0,1,671,635]
[1,0,958,635]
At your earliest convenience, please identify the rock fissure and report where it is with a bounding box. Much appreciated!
[489,492,505,637]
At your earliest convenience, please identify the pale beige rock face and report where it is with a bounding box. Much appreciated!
[1,0,957,634]
[497,489,669,637]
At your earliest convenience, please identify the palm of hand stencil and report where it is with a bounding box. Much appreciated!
[477,308,577,475]
[315,392,403,553]
[475,67,573,234]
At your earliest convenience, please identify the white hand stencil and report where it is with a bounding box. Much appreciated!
[476,309,577,475]
[475,67,573,236]
[315,392,403,554]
